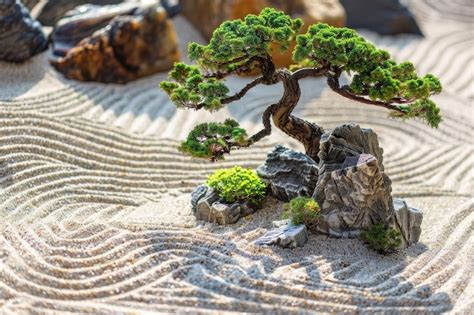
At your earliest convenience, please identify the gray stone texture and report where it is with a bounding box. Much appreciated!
[257,145,319,202]
[392,198,423,247]
[254,224,308,248]
[313,124,395,238]
[191,185,257,225]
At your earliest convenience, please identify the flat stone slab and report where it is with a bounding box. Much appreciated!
[254,224,308,248]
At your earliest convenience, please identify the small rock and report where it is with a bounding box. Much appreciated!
[254,223,308,248]
[190,184,208,211]
[257,145,319,202]
[0,0,48,62]
[193,185,257,225]
[272,219,290,228]
[50,3,180,83]
[391,198,423,247]
[195,187,220,220]
[209,201,241,225]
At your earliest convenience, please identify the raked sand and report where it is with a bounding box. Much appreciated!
[0,0,473,313]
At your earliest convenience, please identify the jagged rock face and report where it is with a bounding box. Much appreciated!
[313,153,394,237]
[314,124,393,237]
[257,145,319,202]
[180,0,345,68]
[254,223,308,248]
[191,185,257,225]
[312,124,423,246]
[50,4,180,83]
[318,123,386,170]
[392,198,423,247]
[0,0,48,63]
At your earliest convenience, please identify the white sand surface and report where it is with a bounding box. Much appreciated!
[0,0,473,313]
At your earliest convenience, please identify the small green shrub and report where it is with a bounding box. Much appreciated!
[207,166,267,205]
[360,223,402,254]
[282,197,320,229]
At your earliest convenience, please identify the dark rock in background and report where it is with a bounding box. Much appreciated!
[36,0,123,26]
[340,0,422,35]
[0,0,48,63]
[257,145,319,202]
[50,4,180,83]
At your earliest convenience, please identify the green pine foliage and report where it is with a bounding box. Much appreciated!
[293,23,442,127]
[207,166,267,205]
[282,197,320,227]
[179,119,248,159]
[359,223,402,254]
[188,8,302,72]
[160,62,229,111]
[161,8,444,160]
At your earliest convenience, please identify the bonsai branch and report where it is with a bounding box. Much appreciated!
[221,76,267,104]
[326,74,406,114]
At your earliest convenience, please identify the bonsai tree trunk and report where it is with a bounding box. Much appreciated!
[271,69,326,162]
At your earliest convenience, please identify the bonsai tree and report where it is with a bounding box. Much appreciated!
[161,8,442,162]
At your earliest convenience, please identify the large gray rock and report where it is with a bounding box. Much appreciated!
[191,185,257,225]
[391,198,423,247]
[257,145,318,202]
[313,153,394,237]
[254,223,308,248]
[313,124,423,246]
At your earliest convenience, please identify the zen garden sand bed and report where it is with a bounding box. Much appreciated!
[0,0,472,313]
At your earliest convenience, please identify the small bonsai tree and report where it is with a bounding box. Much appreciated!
[282,197,320,231]
[161,8,442,162]
[207,166,267,206]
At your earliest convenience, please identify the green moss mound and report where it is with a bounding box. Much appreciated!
[207,166,267,205]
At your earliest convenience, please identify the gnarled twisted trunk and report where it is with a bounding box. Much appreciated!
[271,69,325,162]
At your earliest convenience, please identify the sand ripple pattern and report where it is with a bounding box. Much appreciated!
[0,1,473,314]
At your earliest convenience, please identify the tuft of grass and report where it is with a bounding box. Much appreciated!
[360,223,402,254]
[282,197,320,230]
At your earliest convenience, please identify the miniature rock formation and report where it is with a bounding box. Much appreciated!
[312,124,422,244]
[0,0,48,63]
[191,185,257,225]
[254,222,308,248]
[50,3,180,83]
[313,153,394,237]
[257,145,319,202]
[392,198,423,247]
[180,0,345,67]
[313,124,393,237]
